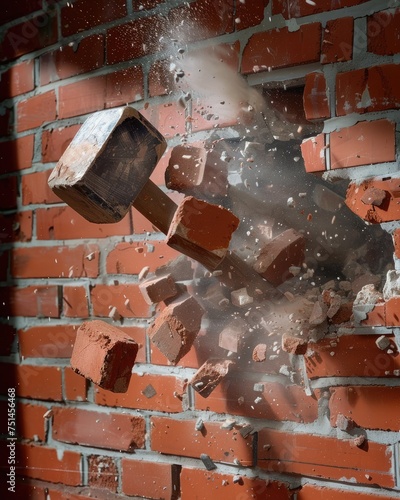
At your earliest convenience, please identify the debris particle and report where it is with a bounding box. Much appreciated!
[200,453,217,471]
[195,418,204,431]
[375,335,391,351]
[108,306,121,321]
[252,343,267,362]
[142,384,157,399]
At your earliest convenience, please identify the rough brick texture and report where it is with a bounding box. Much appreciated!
[2,1,400,497]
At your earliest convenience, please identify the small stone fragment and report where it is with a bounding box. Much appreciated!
[252,344,267,362]
[142,384,157,399]
[200,453,217,470]
[231,287,253,307]
[351,435,365,448]
[336,413,354,431]
[195,418,204,431]
[190,359,234,398]
[375,335,391,351]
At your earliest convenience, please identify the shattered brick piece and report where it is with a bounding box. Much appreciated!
[190,358,234,398]
[147,295,204,364]
[322,289,342,319]
[361,187,387,207]
[165,144,228,198]
[282,333,308,355]
[166,196,239,269]
[139,274,178,305]
[309,300,328,326]
[70,320,138,393]
[253,228,305,286]
[218,318,249,353]
[336,413,354,431]
[330,301,353,325]
[231,287,253,307]
[350,435,365,448]
[252,344,267,362]
[203,282,230,311]
[375,335,391,351]
[155,254,194,281]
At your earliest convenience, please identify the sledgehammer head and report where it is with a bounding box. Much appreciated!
[48,107,167,223]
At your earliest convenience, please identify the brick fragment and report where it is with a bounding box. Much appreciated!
[147,295,204,364]
[166,196,239,269]
[165,144,228,198]
[252,343,267,362]
[375,335,391,350]
[282,333,308,355]
[139,274,178,305]
[190,358,234,398]
[70,320,139,393]
[336,413,354,431]
[231,287,253,307]
[253,229,305,286]
[218,318,249,353]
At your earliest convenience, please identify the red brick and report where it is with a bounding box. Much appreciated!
[0,175,18,209]
[330,119,395,170]
[95,372,184,413]
[303,72,330,120]
[241,24,321,74]
[148,59,177,97]
[258,428,394,487]
[0,60,34,98]
[64,366,87,402]
[36,206,132,240]
[151,416,254,466]
[16,402,47,441]
[272,0,369,18]
[41,124,81,163]
[91,284,151,319]
[0,323,15,356]
[0,363,62,400]
[322,17,354,64]
[18,324,77,358]
[300,134,326,173]
[61,0,127,36]
[346,177,400,224]
[15,443,81,485]
[368,9,400,56]
[58,67,143,119]
[0,135,34,173]
[336,64,400,116]
[17,90,57,132]
[70,320,139,392]
[0,13,58,62]
[386,297,400,326]
[195,378,318,422]
[106,241,180,275]
[122,459,178,499]
[22,170,60,206]
[0,210,32,243]
[0,285,60,318]
[298,483,396,499]
[305,335,400,379]
[141,101,186,138]
[330,386,400,432]
[181,468,293,500]
[107,15,167,64]
[88,455,118,493]
[63,286,89,318]
[11,244,99,279]
[52,407,145,451]
[235,0,268,31]
[40,34,104,85]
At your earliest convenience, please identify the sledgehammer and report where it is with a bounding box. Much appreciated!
[48,106,279,299]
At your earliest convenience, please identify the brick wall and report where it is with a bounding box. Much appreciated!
[1,0,400,499]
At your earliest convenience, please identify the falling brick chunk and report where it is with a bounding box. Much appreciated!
[190,358,234,398]
[282,333,308,355]
[361,187,387,207]
[165,144,228,198]
[147,295,204,364]
[70,320,138,393]
[218,318,249,353]
[253,229,305,286]
[252,344,267,362]
[139,274,178,305]
[166,196,239,269]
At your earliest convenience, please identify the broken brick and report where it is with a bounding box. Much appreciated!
[166,196,239,269]
[253,228,305,286]
[336,413,354,432]
[70,320,138,393]
[361,187,387,207]
[147,295,204,364]
[252,344,267,362]
[139,274,178,305]
[282,333,308,355]
[190,358,234,398]
[218,318,249,353]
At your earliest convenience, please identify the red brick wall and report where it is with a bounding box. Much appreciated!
[1,1,400,498]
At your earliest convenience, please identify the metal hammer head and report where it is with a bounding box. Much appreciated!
[48,107,167,223]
